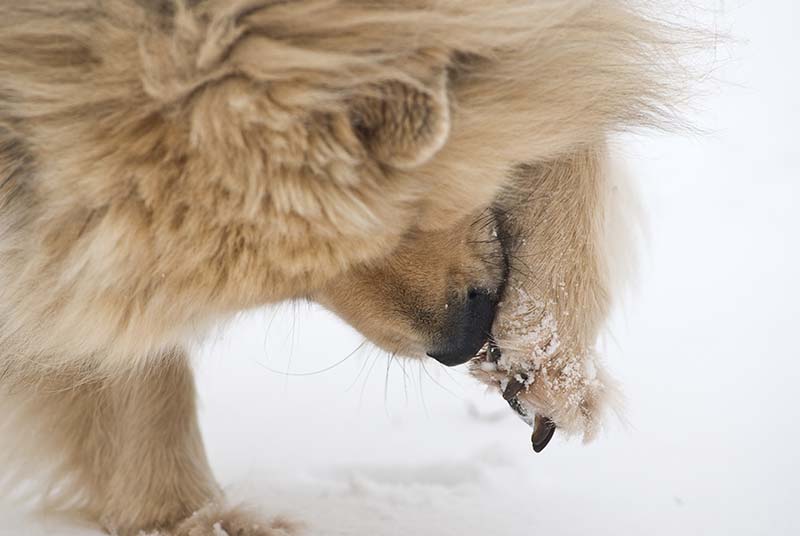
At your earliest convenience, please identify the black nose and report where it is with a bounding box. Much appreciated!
[426,289,497,367]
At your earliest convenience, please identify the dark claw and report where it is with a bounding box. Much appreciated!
[487,342,502,363]
[501,376,527,402]
[498,369,555,453]
[531,416,556,453]
[505,395,528,422]
[502,375,535,428]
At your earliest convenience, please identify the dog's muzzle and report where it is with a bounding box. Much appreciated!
[426,288,498,367]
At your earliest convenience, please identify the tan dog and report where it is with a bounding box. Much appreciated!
[0,1,687,534]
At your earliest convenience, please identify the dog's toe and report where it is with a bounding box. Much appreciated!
[172,504,301,536]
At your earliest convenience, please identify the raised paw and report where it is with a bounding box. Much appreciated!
[171,504,301,536]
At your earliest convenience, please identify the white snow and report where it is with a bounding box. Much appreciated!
[2,2,799,535]
[495,287,562,370]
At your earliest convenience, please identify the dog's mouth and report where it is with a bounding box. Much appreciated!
[473,340,557,453]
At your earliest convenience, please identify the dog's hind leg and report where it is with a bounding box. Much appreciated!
[0,349,298,535]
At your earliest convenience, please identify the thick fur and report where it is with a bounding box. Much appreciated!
[0,1,688,534]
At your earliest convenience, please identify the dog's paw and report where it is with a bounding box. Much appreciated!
[170,504,301,536]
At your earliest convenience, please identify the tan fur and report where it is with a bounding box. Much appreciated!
[0,0,690,533]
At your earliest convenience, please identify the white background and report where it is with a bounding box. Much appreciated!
[2,1,798,534]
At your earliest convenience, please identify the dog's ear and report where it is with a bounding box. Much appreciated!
[349,70,450,170]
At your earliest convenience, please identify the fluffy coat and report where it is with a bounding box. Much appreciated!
[0,1,689,533]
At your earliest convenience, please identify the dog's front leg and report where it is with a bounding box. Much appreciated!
[2,348,298,535]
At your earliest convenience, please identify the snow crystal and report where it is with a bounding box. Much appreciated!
[479,361,497,372]
[489,287,563,384]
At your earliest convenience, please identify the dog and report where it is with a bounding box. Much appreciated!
[0,1,687,534]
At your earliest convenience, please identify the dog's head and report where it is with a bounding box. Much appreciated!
[284,0,673,442]
[158,0,670,441]
[27,0,675,441]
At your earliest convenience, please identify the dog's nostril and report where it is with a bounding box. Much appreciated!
[427,289,497,367]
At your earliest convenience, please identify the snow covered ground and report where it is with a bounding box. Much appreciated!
[1,1,798,534]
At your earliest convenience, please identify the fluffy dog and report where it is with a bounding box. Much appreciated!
[0,1,687,534]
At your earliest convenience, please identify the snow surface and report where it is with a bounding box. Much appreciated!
[1,1,798,534]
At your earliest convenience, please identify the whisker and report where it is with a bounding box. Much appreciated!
[417,361,430,417]
[397,356,411,406]
[255,339,367,377]
[345,339,373,392]
[420,360,460,399]
[384,351,395,415]
[359,348,382,407]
